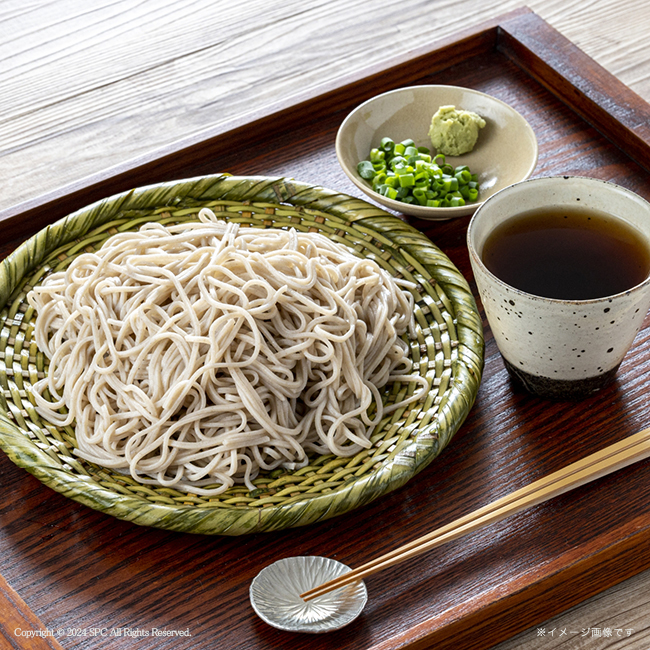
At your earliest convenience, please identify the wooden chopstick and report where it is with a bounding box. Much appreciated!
[300,426,650,601]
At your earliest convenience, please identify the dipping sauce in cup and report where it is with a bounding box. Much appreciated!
[467,175,650,399]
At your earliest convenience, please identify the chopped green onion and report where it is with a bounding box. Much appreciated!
[372,172,387,189]
[357,160,375,180]
[356,138,480,208]
[455,169,471,184]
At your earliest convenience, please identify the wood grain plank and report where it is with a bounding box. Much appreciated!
[0,572,66,650]
[0,9,504,237]
[3,0,650,214]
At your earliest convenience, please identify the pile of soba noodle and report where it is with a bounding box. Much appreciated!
[27,208,428,495]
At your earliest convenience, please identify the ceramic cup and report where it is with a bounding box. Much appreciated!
[467,175,650,399]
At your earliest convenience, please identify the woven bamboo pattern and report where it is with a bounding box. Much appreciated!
[0,175,483,535]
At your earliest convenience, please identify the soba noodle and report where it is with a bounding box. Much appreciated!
[27,208,429,495]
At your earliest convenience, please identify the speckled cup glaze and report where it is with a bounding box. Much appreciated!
[467,176,650,399]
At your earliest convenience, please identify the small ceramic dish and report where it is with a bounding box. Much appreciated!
[335,85,538,220]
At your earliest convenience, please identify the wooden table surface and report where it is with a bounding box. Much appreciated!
[2,1,650,649]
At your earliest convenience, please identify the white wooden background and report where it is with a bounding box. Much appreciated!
[2,1,650,648]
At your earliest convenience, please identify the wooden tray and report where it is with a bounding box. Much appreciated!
[3,8,650,650]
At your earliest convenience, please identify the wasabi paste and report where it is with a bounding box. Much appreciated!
[428,105,486,156]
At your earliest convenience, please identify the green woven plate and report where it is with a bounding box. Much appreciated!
[0,175,483,535]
